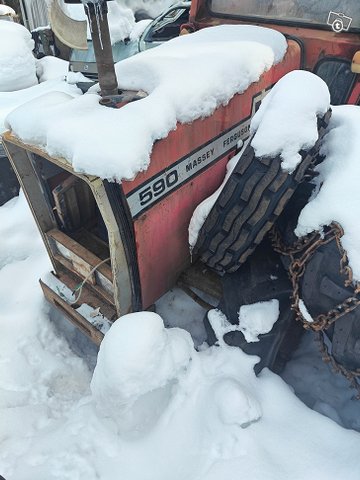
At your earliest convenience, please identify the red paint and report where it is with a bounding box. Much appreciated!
[348,81,360,105]
[190,1,360,69]
[122,3,360,308]
[121,42,301,308]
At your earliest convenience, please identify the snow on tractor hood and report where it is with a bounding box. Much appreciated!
[0,80,81,137]
[5,25,287,182]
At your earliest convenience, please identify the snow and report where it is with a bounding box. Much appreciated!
[5,25,287,181]
[66,71,94,84]
[189,140,246,248]
[1,192,360,479]
[0,79,81,136]
[129,18,152,41]
[238,299,280,343]
[299,299,313,323]
[36,56,69,82]
[207,302,279,345]
[251,70,330,172]
[0,21,37,91]
[296,105,360,280]
[0,4,15,16]
[107,2,136,44]
[91,312,193,434]
[65,1,139,44]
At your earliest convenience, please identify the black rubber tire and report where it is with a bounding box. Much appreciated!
[204,239,304,374]
[301,239,360,371]
[193,110,331,275]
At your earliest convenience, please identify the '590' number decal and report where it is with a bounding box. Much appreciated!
[139,170,179,206]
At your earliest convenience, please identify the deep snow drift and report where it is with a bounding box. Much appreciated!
[5,25,287,181]
[0,21,37,91]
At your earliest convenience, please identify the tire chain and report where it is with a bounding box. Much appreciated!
[269,222,360,397]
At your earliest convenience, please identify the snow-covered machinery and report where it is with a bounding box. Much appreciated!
[3,0,360,386]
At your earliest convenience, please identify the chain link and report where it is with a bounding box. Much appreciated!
[270,222,360,396]
[316,331,360,399]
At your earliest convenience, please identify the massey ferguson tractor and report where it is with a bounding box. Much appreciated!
[3,0,360,391]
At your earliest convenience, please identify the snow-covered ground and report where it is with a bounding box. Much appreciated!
[1,193,360,480]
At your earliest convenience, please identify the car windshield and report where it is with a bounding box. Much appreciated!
[208,0,360,30]
[70,39,138,63]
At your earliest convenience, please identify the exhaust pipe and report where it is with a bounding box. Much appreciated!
[51,0,119,102]
[84,1,118,98]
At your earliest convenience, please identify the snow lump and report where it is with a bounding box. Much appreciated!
[0,21,38,91]
[91,312,193,435]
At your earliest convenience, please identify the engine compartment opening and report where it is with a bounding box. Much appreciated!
[33,154,111,264]
[29,153,117,323]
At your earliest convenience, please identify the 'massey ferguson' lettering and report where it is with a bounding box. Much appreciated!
[223,124,250,148]
[128,117,250,218]
[186,147,215,172]
[127,89,270,218]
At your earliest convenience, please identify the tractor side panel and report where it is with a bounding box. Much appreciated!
[122,41,301,309]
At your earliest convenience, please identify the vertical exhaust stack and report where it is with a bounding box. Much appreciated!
[84,0,119,99]
[50,0,119,103]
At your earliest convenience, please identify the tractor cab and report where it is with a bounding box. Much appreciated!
[190,0,360,105]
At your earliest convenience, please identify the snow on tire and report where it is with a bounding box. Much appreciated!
[192,109,331,274]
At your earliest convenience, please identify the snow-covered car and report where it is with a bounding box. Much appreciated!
[69,37,139,81]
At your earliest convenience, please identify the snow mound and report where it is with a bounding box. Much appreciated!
[0,21,38,91]
[209,378,262,428]
[251,70,330,172]
[91,312,193,434]
[5,25,287,181]
[296,105,360,280]
[238,299,279,343]
[36,56,69,82]
[107,2,136,44]
[0,4,15,16]
[0,80,81,136]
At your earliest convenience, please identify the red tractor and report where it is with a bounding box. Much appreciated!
[3,0,360,385]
